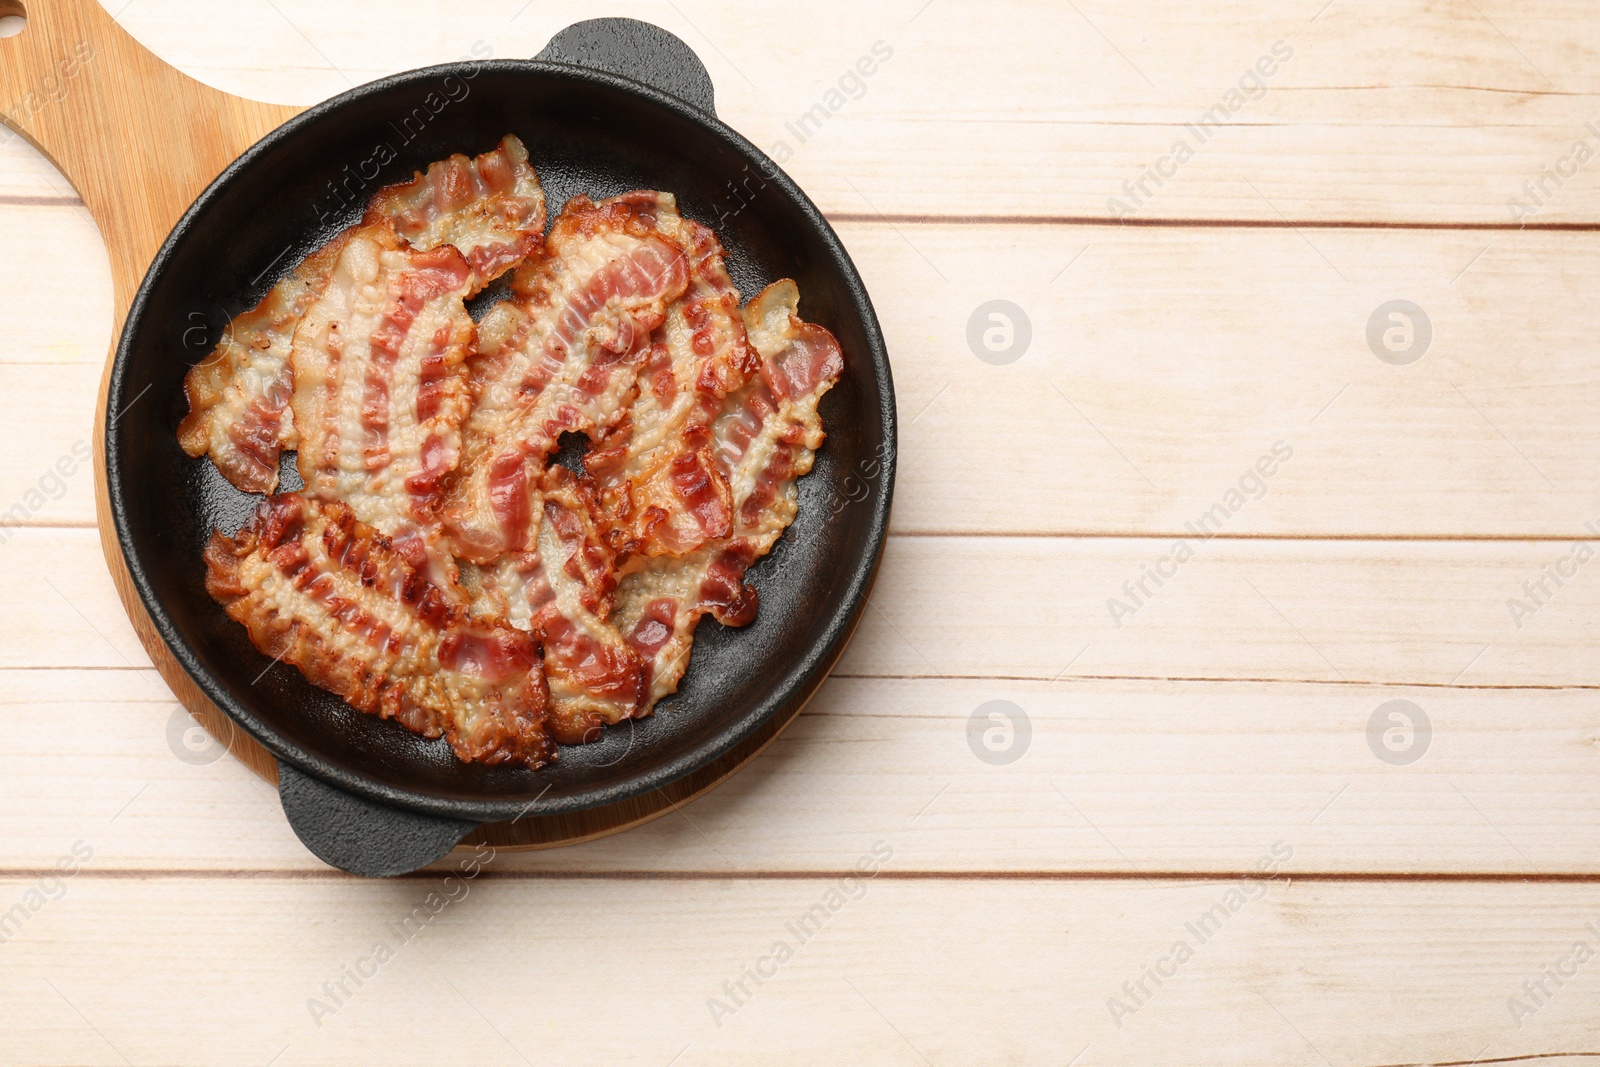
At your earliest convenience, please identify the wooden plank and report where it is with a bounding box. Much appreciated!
[0,205,109,366]
[10,529,1600,686]
[4,669,1599,875]
[0,531,151,668]
[93,0,1600,225]
[2,874,1599,1064]
[0,363,101,531]
[0,136,81,201]
[0,200,111,531]
[7,203,1600,538]
[845,536,1600,687]
[853,221,1600,539]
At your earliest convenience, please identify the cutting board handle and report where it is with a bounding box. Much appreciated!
[0,0,300,321]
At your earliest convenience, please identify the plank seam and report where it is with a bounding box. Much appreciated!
[893,531,1600,542]
[830,673,1600,691]
[7,665,1600,691]
[825,213,1600,231]
[7,869,1600,882]
[8,197,1600,232]
[14,523,1600,542]
[1369,1056,1600,1067]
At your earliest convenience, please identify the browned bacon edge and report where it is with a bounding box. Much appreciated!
[289,223,477,542]
[365,133,547,296]
[613,279,845,705]
[177,234,350,494]
[746,278,847,407]
[189,164,845,760]
[585,217,755,561]
[204,493,555,769]
[442,190,691,564]
[457,467,646,744]
[535,468,646,741]
[181,135,546,495]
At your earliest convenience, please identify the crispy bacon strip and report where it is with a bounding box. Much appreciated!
[180,136,546,494]
[289,223,477,553]
[187,154,847,755]
[365,134,547,296]
[721,279,843,549]
[444,191,691,563]
[586,219,756,559]
[612,280,844,705]
[609,543,752,708]
[176,239,345,494]
[461,467,645,741]
[204,494,555,768]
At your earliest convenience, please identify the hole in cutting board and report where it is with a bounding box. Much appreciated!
[0,1,23,39]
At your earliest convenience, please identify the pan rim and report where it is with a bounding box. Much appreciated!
[105,58,897,823]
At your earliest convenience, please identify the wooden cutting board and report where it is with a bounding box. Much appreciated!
[0,0,803,851]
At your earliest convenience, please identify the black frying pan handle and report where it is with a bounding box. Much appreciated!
[277,761,478,877]
[536,18,717,116]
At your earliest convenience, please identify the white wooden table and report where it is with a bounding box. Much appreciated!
[5,1,1600,1063]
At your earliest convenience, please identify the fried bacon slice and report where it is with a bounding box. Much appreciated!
[185,147,849,759]
[176,239,344,494]
[443,191,692,563]
[460,467,645,741]
[612,280,844,704]
[586,219,757,559]
[289,223,477,552]
[204,493,555,768]
[180,135,546,494]
[366,134,547,296]
[722,278,844,549]
[610,543,756,708]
